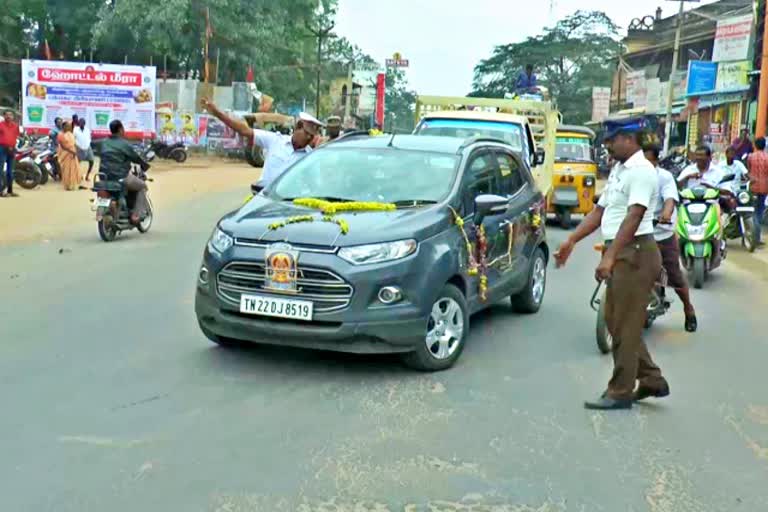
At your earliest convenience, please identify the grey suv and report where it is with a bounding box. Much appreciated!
[195,135,548,370]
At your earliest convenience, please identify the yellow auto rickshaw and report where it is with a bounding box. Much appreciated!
[547,125,598,228]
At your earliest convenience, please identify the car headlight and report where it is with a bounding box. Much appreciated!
[738,191,750,205]
[208,226,233,253]
[338,239,417,265]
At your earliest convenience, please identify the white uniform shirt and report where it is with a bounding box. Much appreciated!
[653,167,679,242]
[677,162,724,189]
[253,130,311,187]
[74,126,91,151]
[597,150,658,241]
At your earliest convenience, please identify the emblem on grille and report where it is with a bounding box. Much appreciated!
[264,243,299,292]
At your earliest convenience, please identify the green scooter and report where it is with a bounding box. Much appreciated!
[676,186,725,289]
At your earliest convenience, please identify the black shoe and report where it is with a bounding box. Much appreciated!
[584,396,633,410]
[685,314,697,333]
[634,382,670,402]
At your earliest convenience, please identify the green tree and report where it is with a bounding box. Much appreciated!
[385,67,416,133]
[471,10,621,124]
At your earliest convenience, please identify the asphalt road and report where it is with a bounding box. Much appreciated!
[2,187,768,512]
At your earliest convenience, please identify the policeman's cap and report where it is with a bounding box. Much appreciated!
[603,118,647,140]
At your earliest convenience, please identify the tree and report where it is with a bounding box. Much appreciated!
[385,67,416,133]
[471,10,621,124]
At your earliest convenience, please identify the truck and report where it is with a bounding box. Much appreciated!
[413,95,560,196]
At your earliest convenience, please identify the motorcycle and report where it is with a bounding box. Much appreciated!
[149,141,187,163]
[590,242,671,354]
[676,180,729,289]
[659,149,690,179]
[12,144,43,189]
[91,157,155,242]
[719,174,757,252]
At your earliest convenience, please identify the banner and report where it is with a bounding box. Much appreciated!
[625,70,647,107]
[712,14,754,62]
[645,78,662,114]
[156,111,207,145]
[686,61,718,96]
[591,87,610,122]
[21,60,156,138]
[715,60,751,92]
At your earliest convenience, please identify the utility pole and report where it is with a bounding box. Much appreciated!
[343,61,354,124]
[663,0,698,155]
[307,19,335,118]
[756,0,768,137]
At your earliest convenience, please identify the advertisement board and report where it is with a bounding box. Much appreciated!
[686,61,718,96]
[712,14,754,62]
[591,87,610,122]
[21,60,156,138]
[715,60,751,92]
[625,70,647,107]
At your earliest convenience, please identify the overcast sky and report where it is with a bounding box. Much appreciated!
[335,0,720,95]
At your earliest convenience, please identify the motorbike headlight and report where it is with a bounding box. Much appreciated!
[208,226,233,253]
[338,239,417,265]
[738,191,750,205]
[686,224,706,241]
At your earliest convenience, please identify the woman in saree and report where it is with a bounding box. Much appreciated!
[57,121,80,190]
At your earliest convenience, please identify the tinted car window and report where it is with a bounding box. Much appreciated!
[462,151,500,213]
[495,152,525,196]
[416,119,524,154]
[270,147,460,203]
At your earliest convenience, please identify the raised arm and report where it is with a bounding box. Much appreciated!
[201,98,254,141]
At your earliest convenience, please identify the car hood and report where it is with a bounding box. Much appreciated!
[219,196,450,247]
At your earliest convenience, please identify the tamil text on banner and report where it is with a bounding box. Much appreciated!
[686,61,718,96]
[625,70,647,108]
[21,60,156,138]
[712,14,754,62]
[591,87,611,122]
[715,60,751,92]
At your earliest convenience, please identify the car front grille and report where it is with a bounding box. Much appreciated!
[216,261,354,313]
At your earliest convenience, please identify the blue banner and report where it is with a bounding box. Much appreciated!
[686,61,718,96]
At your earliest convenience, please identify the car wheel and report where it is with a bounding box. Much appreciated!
[401,284,468,372]
[511,247,547,314]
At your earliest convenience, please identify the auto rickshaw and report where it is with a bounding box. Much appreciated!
[547,124,598,228]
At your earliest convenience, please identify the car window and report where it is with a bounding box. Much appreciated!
[495,152,526,196]
[415,119,524,153]
[462,151,501,214]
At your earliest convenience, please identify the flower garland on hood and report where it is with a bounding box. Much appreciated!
[266,198,396,235]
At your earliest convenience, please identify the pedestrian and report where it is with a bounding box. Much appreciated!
[732,129,753,161]
[515,64,537,94]
[555,119,669,410]
[747,136,768,247]
[74,118,95,181]
[722,146,748,188]
[644,144,697,332]
[0,109,20,198]
[200,97,324,189]
[50,117,63,150]
[57,121,80,191]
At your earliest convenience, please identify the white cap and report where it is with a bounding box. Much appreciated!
[298,112,325,127]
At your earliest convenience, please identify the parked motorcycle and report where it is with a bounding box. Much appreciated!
[13,145,43,189]
[149,141,187,163]
[590,243,671,354]
[91,158,154,242]
[676,182,727,289]
[659,149,690,179]
[718,174,757,252]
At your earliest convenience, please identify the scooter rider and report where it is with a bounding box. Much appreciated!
[98,120,149,225]
[644,144,697,332]
[555,119,669,410]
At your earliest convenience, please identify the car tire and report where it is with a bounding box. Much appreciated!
[401,284,468,372]
[511,247,547,314]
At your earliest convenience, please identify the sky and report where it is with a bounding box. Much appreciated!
[334,0,721,96]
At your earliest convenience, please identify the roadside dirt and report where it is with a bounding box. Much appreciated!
[0,156,258,245]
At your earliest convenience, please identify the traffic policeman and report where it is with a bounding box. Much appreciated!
[555,119,670,410]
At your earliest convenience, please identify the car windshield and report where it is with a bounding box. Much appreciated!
[269,147,460,204]
[555,136,592,161]
[415,119,524,152]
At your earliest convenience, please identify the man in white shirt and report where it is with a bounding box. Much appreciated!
[555,119,668,410]
[677,145,725,190]
[73,118,95,181]
[721,146,749,193]
[200,97,323,189]
[644,145,697,332]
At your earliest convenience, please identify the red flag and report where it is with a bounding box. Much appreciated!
[246,66,254,83]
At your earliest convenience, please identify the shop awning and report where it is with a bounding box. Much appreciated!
[696,90,749,109]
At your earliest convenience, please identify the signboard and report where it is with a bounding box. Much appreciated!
[686,61,718,96]
[625,70,647,107]
[591,87,610,122]
[21,60,156,138]
[385,52,409,68]
[645,78,662,113]
[712,14,754,62]
[715,60,751,92]
[375,72,385,128]
[670,69,688,100]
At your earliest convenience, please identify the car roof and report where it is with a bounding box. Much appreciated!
[328,134,467,154]
[421,110,529,125]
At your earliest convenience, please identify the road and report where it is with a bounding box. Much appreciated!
[1,171,768,512]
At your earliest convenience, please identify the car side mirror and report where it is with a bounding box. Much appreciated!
[474,194,509,224]
[251,183,263,194]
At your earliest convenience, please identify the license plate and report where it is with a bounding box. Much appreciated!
[239,294,313,321]
[95,197,112,208]
[736,206,755,212]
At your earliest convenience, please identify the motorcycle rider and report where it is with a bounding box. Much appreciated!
[644,145,697,332]
[677,145,726,190]
[98,120,149,225]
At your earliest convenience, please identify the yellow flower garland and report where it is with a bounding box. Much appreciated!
[293,198,396,215]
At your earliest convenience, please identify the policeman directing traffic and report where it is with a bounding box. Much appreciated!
[555,119,670,410]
